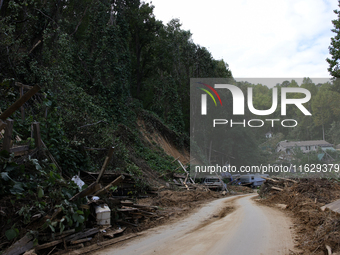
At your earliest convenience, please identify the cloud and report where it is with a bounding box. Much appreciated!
[148,0,338,78]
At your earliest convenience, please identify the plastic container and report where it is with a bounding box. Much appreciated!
[95,204,111,225]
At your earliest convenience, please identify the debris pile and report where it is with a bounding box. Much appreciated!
[258,177,340,255]
[0,84,245,255]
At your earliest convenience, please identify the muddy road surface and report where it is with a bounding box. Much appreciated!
[96,194,295,255]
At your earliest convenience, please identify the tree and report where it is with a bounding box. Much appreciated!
[312,86,340,140]
[327,1,340,78]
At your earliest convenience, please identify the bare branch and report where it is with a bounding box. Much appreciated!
[34,8,59,27]
[70,6,88,36]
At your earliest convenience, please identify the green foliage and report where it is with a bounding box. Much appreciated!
[5,226,19,241]
[292,147,320,166]
[327,1,340,79]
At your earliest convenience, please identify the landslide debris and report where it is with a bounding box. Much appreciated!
[258,177,340,255]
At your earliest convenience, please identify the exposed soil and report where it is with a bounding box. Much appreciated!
[137,117,190,164]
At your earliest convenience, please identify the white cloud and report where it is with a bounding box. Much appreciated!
[147,0,338,78]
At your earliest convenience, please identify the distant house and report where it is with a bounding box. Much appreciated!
[265,132,273,138]
[276,140,333,155]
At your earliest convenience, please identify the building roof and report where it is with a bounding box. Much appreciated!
[278,140,332,148]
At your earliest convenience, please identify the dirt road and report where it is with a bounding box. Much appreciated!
[96,194,295,255]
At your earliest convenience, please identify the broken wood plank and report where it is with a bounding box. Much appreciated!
[177,160,195,184]
[261,176,279,183]
[55,229,75,238]
[173,173,186,179]
[171,156,180,163]
[117,207,138,212]
[64,233,139,255]
[70,237,92,245]
[3,119,14,151]
[272,176,298,183]
[121,200,134,206]
[173,179,179,184]
[138,209,157,216]
[35,240,63,251]
[33,122,42,149]
[0,85,41,121]
[3,234,33,255]
[69,182,102,201]
[96,146,115,183]
[94,174,124,196]
[321,198,340,213]
[103,227,126,238]
[65,228,99,242]
[9,145,29,153]
[271,186,284,192]
[132,204,158,210]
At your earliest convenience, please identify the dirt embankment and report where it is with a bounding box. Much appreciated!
[258,178,340,255]
[137,117,189,164]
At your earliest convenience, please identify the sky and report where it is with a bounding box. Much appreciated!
[146,0,339,85]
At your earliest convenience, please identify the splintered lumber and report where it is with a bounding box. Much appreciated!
[69,182,102,201]
[0,84,41,121]
[35,240,63,250]
[173,173,186,179]
[3,119,14,151]
[261,176,279,183]
[177,160,195,184]
[70,238,92,245]
[121,200,133,206]
[171,156,180,163]
[138,209,157,216]
[94,175,124,196]
[173,179,179,185]
[96,146,115,183]
[132,204,158,210]
[271,186,284,192]
[55,229,75,239]
[3,234,33,255]
[272,176,298,183]
[103,227,126,238]
[321,198,340,213]
[64,233,139,255]
[117,207,138,212]
[65,228,99,242]
[326,245,332,255]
